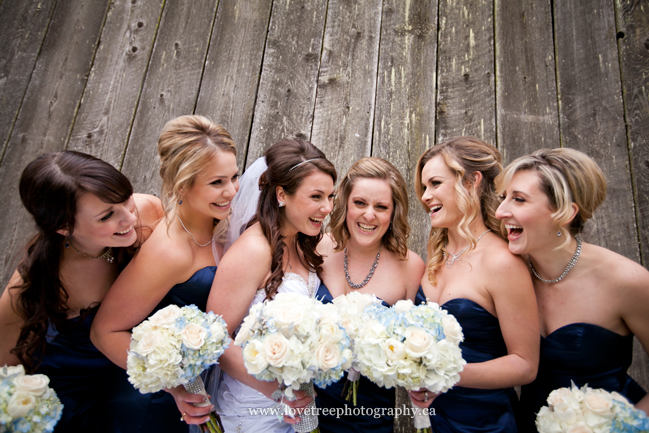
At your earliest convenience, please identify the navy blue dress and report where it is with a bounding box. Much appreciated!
[314,283,395,433]
[416,289,519,433]
[517,323,647,432]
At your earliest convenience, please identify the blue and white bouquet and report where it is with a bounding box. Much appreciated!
[235,292,352,432]
[331,292,383,405]
[0,365,63,433]
[355,299,465,432]
[536,382,649,433]
[127,304,231,433]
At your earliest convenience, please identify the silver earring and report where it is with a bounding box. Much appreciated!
[557,231,562,237]
[278,201,285,208]
[179,196,183,205]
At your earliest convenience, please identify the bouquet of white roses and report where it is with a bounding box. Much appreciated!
[0,365,63,433]
[331,292,383,405]
[127,304,231,433]
[355,299,465,433]
[536,382,649,433]
[235,292,353,433]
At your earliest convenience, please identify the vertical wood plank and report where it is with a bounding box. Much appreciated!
[615,0,649,393]
[194,0,273,167]
[0,0,110,289]
[244,0,328,166]
[494,0,559,163]
[553,0,639,262]
[120,0,219,195]
[310,0,382,177]
[0,0,56,158]
[67,0,165,167]
[435,0,495,144]
[373,2,439,431]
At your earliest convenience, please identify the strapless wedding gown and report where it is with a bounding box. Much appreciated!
[215,272,320,433]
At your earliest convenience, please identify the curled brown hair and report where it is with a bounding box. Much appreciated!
[329,157,410,259]
[415,137,504,284]
[254,139,336,299]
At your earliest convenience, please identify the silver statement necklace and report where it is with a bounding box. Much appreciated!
[177,215,212,247]
[344,246,381,289]
[530,237,582,284]
[444,229,491,268]
[66,241,114,263]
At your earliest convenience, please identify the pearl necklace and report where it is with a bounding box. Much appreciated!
[530,237,582,284]
[444,229,491,268]
[177,215,213,247]
[344,246,381,289]
[66,241,114,263]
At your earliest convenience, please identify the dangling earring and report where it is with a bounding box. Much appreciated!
[278,201,285,208]
[557,231,562,237]
[178,196,183,205]
[65,240,70,248]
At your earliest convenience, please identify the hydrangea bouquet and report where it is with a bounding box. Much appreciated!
[235,292,353,433]
[127,304,231,433]
[536,382,649,433]
[331,292,383,405]
[0,364,63,433]
[355,299,466,433]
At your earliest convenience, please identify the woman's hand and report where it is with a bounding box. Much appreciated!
[166,385,214,425]
[408,389,438,409]
[282,388,316,424]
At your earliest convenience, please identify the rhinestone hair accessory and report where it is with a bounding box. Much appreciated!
[289,158,319,171]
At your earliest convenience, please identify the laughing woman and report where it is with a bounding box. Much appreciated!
[495,148,649,430]
[91,115,240,432]
[409,137,539,433]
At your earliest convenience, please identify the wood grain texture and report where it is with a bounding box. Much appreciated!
[0,0,110,290]
[494,0,559,163]
[615,0,649,392]
[67,0,165,167]
[310,0,381,177]
[245,0,328,166]
[194,0,273,167]
[120,0,219,195]
[436,0,496,145]
[0,0,56,159]
[553,0,639,262]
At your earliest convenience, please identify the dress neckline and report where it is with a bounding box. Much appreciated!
[282,271,318,298]
[441,297,496,319]
[542,322,631,340]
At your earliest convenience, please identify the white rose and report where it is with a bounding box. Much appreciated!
[136,331,162,356]
[242,340,268,374]
[0,364,25,380]
[393,299,414,314]
[583,389,614,417]
[383,338,406,361]
[7,391,36,418]
[264,333,290,367]
[315,341,341,370]
[319,321,344,343]
[148,305,182,327]
[270,295,307,329]
[403,326,434,358]
[535,407,563,433]
[442,315,463,345]
[210,321,226,342]
[182,323,208,350]
[14,374,50,396]
[553,401,578,424]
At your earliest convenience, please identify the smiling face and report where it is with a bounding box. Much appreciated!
[496,169,557,255]
[70,192,138,252]
[279,170,335,237]
[182,150,240,221]
[345,177,393,249]
[419,155,463,229]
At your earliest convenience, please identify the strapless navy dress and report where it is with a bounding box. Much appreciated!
[416,291,519,433]
[314,283,395,433]
[517,323,647,432]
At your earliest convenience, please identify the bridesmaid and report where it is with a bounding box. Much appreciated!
[0,150,162,432]
[495,148,649,430]
[315,156,424,432]
[91,115,240,430]
[409,137,539,433]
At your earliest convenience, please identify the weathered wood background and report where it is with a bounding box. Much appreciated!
[1,0,647,430]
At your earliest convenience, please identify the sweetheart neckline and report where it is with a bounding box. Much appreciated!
[541,321,631,339]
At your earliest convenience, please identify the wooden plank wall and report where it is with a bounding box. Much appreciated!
[1,0,648,431]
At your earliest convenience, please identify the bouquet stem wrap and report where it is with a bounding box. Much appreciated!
[411,400,432,433]
[292,381,319,433]
[341,369,360,406]
[183,376,223,433]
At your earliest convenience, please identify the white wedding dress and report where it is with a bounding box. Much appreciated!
[214,271,320,433]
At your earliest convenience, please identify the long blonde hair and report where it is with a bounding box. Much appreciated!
[415,137,504,284]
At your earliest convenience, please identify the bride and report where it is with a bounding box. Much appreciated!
[205,138,337,432]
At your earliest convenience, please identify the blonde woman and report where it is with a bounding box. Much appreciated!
[409,137,539,433]
[314,157,424,432]
[496,148,648,430]
[91,115,240,431]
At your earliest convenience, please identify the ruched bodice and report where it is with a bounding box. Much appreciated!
[518,323,646,432]
[314,282,395,433]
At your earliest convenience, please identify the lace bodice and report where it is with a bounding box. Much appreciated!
[250,271,320,307]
